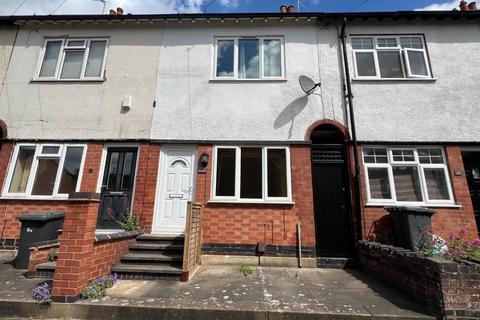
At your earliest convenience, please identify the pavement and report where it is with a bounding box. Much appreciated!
[0,250,438,319]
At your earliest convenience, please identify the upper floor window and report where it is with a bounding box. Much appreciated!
[212,146,291,202]
[4,144,86,198]
[363,147,454,206]
[351,36,431,79]
[214,37,285,80]
[36,38,108,80]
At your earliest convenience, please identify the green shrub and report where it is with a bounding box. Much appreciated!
[239,265,253,277]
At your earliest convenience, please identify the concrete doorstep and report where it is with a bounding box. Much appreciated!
[0,252,436,320]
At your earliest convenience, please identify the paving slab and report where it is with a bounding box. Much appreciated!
[0,253,437,319]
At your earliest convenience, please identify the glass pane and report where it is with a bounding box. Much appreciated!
[263,39,282,77]
[85,40,106,77]
[39,41,62,78]
[377,38,397,48]
[60,51,85,79]
[215,148,236,197]
[216,40,234,77]
[418,149,443,164]
[407,50,428,76]
[392,166,423,202]
[424,168,450,200]
[121,152,134,190]
[9,147,35,193]
[238,39,259,79]
[267,149,287,197]
[355,52,376,77]
[392,149,415,162]
[240,147,262,198]
[378,51,403,78]
[107,152,120,189]
[351,38,373,49]
[58,147,83,194]
[67,40,86,47]
[400,37,423,49]
[31,159,59,195]
[41,146,60,154]
[367,168,392,199]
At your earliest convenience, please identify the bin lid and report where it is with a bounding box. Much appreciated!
[384,206,435,215]
[16,211,65,221]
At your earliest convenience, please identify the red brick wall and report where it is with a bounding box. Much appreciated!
[80,143,104,192]
[132,143,160,232]
[28,243,59,272]
[361,145,478,240]
[196,145,315,250]
[88,237,135,280]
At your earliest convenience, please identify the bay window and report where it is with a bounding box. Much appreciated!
[363,147,454,205]
[214,37,285,80]
[352,35,431,79]
[4,144,86,198]
[36,38,108,80]
[212,146,291,202]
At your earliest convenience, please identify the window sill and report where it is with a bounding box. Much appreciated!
[208,200,295,205]
[0,195,70,201]
[30,78,106,83]
[352,78,437,83]
[365,202,462,209]
[209,79,287,83]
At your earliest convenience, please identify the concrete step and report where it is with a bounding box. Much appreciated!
[120,253,183,263]
[27,261,56,279]
[129,242,184,252]
[316,257,357,269]
[111,263,183,281]
[135,234,185,245]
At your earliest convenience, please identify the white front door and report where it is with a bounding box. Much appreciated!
[153,145,196,234]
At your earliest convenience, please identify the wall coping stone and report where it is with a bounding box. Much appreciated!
[94,230,143,244]
[68,192,100,201]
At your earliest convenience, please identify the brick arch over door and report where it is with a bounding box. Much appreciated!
[304,119,350,142]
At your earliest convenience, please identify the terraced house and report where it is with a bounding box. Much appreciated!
[0,6,478,302]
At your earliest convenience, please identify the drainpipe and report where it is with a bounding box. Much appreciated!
[340,18,364,243]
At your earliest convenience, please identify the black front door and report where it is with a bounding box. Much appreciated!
[461,151,480,235]
[97,147,138,229]
[312,144,352,257]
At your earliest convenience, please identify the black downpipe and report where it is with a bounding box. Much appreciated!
[340,18,364,243]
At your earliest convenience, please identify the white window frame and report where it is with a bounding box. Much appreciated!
[363,146,454,206]
[213,36,285,80]
[211,146,292,203]
[35,37,109,81]
[351,35,431,80]
[3,143,87,199]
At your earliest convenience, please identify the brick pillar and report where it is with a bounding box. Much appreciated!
[51,193,100,303]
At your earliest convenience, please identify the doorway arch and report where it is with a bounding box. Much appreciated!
[308,121,353,257]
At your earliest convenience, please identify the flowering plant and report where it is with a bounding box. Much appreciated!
[80,273,118,300]
[417,226,480,262]
[32,282,52,305]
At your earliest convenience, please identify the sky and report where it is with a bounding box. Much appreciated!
[1,0,463,16]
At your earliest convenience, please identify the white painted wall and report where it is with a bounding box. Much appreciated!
[0,26,17,102]
[0,24,161,140]
[347,20,480,142]
[151,22,346,142]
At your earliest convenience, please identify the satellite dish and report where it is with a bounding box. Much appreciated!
[299,75,320,94]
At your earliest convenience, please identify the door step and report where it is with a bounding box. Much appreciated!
[27,261,56,279]
[316,257,357,269]
[112,233,185,281]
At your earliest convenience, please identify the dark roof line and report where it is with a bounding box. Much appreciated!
[1,10,479,23]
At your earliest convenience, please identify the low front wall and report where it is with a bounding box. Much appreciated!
[27,239,60,272]
[358,241,480,319]
[195,144,316,258]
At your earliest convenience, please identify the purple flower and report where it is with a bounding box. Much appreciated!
[32,283,51,305]
[460,228,467,238]
[474,239,480,248]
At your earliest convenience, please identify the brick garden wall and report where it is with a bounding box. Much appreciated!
[27,240,59,272]
[360,145,478,241]
[358,241,480,319]
[196,144,316,257]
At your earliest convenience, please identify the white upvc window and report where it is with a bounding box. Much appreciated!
[363,147,454,206]
[212,146,292,202]
[35,37,109,80]
[3,143,87,199]
[351,35,431,80]
[213,36,285,80]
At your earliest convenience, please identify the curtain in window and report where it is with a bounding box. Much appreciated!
[9,147,35,193]
[263,40,281,77]
[58,146,84,194]
[392,166,423,202]
[238,39,259,79]
[60,51,84,79]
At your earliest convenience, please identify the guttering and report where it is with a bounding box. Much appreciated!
[340,18,364,242]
